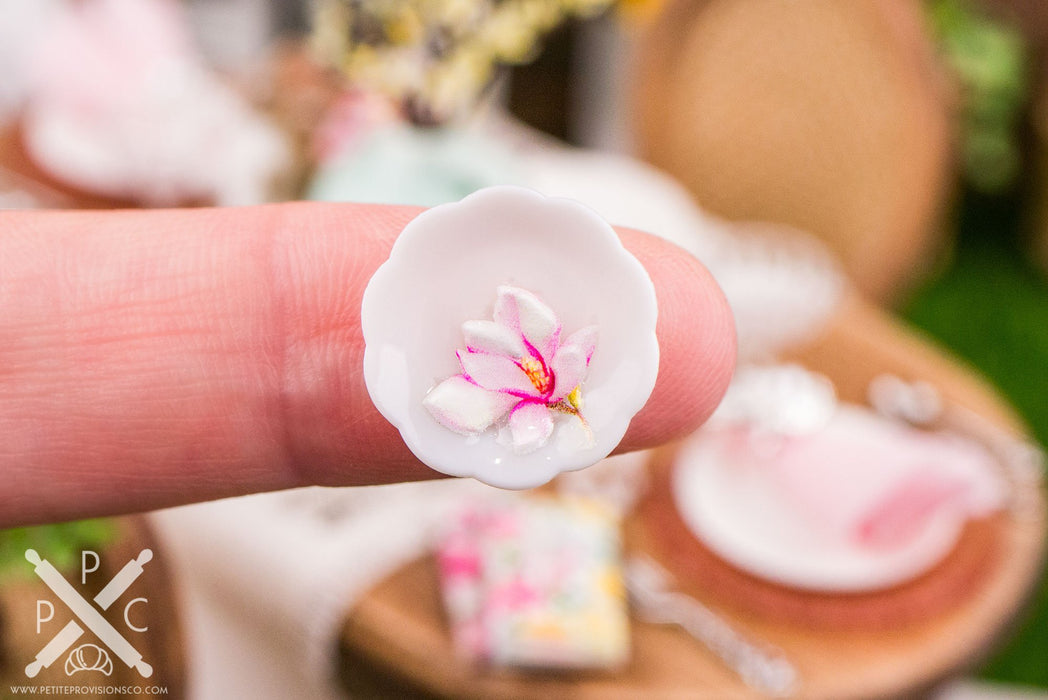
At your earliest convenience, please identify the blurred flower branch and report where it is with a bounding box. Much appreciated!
[311,0,615,124]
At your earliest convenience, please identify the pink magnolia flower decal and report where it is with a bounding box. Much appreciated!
[423,286,598,454]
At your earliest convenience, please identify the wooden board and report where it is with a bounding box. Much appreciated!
[339,295,1047,699]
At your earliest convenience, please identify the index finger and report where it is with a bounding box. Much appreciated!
[0,202,734,525]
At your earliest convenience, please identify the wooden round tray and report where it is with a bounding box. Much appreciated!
[339,296,1047,699]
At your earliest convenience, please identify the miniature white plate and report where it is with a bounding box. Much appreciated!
[671,430,967,592]
[362,186,659,489]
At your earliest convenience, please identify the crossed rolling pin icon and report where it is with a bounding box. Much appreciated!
[25,549,153,679]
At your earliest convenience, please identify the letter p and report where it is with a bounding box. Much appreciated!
[36,600,54,634]
[81,550,100,585]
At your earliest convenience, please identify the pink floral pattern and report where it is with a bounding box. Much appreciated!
[423,285,597,454]
[436,497,630,668]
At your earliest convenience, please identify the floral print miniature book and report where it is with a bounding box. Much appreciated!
[436,495,630,670]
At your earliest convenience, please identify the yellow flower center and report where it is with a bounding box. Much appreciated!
[520,357,553,395]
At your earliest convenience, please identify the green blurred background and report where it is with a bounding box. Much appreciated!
[905,186,1048,686]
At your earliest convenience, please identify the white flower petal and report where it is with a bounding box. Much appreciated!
[508,401,555,454]
[423,376,518,434]
[458,350,540,396]
[550,345,589,401]
[563,325,598,362]
[494,285,560,360]
[462,320,526,358]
